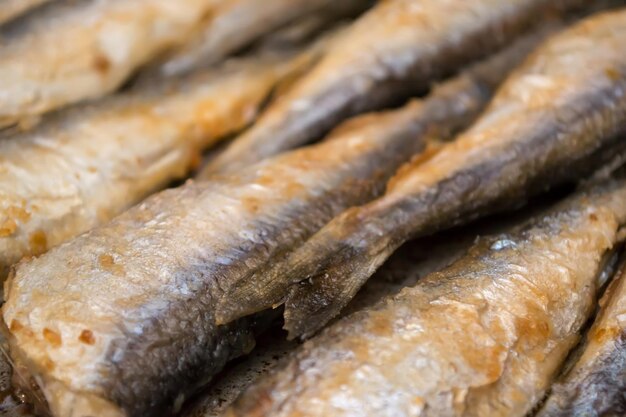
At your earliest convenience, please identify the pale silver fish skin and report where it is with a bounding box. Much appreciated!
[200,0,582,176]
[536,253,626,417]
[0,33,538,415]
[142,0,372,79]
[0,65,496,416]
[212,27,557,324]
[223,179,626,417]
[0,50,311,279]
[0,0,222,126]
[0,0,51,25]
[277,9,626,339]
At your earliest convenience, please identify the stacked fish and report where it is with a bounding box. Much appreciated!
[0,1,625,416]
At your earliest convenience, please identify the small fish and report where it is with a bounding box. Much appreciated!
[0,34,535,417]
[200,0,583,176]
[0,48,315,279]
[536,250,626,416]
[223,177,626,417]
[141,0,372,79]
[263,8,626,339]
[0,0,51,25]
[0,0,224,126]
[209,26,561,321]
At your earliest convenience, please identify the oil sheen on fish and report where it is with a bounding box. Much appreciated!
[0,0,223,126]
[224,9,626,339]
[223,178,626,417]
[536,252,626,417]
[0,49,314,280]
[0,0,51,25]
[208,28,558,320]
[0,38,539,417]
[200,0,581,176]
[142,0,371,79]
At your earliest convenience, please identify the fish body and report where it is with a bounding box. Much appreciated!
[257,9,626,338]
[0,50,312,279]
[143,0,372,79]
[0,36,535,417]
[212,28,559,322]
[537,254,626,416]
[0,0,51,25]
[201,0,581,176]
[0,0,222,126]
[223,178,626,417]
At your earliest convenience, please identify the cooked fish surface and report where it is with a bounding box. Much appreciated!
[0,0,224,127]
[0,0,51,25]
[244,9,626,339]
[0,35,539,417]
[209,28,555,319]
[200,0,581,176]
[0,48,315,280]
[224,178,626,417]
[537,252,626,417]
[143,0,371,79]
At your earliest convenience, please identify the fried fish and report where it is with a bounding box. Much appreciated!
[0,35,538,417]
[229,9,626,339]
[0,0,223,127]
[537,251,626,417]
[201,0,582,176]
[223,177,626,417]
[0,48,316,279]
[142,0,372,79]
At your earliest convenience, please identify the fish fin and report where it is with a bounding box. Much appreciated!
[280,208,398,339]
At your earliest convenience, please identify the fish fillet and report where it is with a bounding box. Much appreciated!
[141,0,372,79]
[231,8,626,338]
[536,251,626,416]
[223,178,626,417]
[0,0,51,25]
[0,48,316,280]
[0,0,223,127]
[200,0,583,176]
[0,37,536,417]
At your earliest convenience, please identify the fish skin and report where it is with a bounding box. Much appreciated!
[200,0,583,176]
[223,178,626,417]
[536,254,626,417]
[213,27,558,323]
[274,9,626,339]
[0,49,314,280]
[0,0,223,126]
[0,31,541,416]
[140,0,372,79]
[0,0,51,25]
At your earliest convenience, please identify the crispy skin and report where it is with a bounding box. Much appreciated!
[213,29,556,323]
[0,0,51,25]
[0,33,539,417]
[0,0,223,126]
[537,255,626,417]
[200,0,582,176]
[0,50,313,280]
[224,179,626,417]
[140,0,372,79]
[269,9,626,338]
